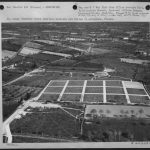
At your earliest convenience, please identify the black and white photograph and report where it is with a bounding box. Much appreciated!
[2,22,150,144]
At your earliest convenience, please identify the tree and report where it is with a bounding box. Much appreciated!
[99,109,103,117]
[24,92,31,100]
[131,110,135,116]
[90,109,97,117]
[139,109,144,118]
[120,109,124,115]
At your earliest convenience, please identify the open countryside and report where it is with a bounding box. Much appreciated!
[2,22,150,143]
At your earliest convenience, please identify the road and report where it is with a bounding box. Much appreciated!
[62,44,86,52]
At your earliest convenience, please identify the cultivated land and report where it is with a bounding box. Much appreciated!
[2,22,150,143]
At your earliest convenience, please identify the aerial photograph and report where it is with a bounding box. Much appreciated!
[2,22,150,143]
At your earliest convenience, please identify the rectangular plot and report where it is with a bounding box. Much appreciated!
[127,88,147,95]
[85,87,103,93]
[44,87,63,93]
[61,94,81,102]
[64,87,83,93]
[106,81,122,87]
[50,81,66,86]
[84,94,103,103]
[86,81,103,86]
[129,95,150,104]
[106,87,124,94]
[68,80,84,86]
[38,94,59,102]
[106,95,127,104]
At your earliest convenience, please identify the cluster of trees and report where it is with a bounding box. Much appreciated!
[3,92,32,121]
[2,41,22,52]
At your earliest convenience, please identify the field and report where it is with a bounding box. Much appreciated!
[2,84,42,120]
[3,84,42,101]
[10,108,81,142]
[2,50,17,61]
[2,70,23,83]
[2,22,150,143]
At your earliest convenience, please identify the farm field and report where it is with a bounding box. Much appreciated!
[2,70,24,83]
[10,108,81,141]
[2,50,17,61]
[3,84,42,101]
[2,22,150,143]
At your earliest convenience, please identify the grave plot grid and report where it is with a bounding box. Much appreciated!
[44,87,64,93]
[106,95,127,104]
[85,87,103,93]
[84,94,103,103]
[38,80,150,104]
[106,87,125,94]
[38,94,60,102]
[106,80,122,87]
[86,81,103,86]
[64,87,83,93]
[68,80,84,86]
[61,94,81,102]
[50,81,67,86]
